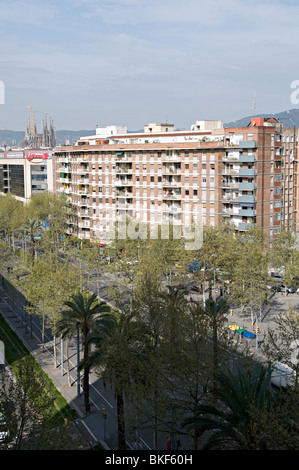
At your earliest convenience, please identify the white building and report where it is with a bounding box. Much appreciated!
[0,149,55,202]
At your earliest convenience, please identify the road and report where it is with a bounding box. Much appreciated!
[1,255,299,450]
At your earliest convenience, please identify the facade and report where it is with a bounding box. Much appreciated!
[0,149,55,202]
[53,118,298,243]
[280,125,299,232]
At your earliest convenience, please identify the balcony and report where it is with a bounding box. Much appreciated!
[78,220,90,228]
[73,179,90,186]
[115,179,133,187]
[58,165,71,173]
[79,188,90,195]
[222,169,240,177]
[238,222,255,230]
[162,192,181,200]
[162,179,182,187]
[79,230,90,239]
[222,151,241,162]
[239,154,255,163]
[116,203,134,210]
[162,167,181,175]
[238,195,255,203]
[239,168,255,177]
[162,204,181,213]
[116,191,133,198]
[76,168,89,175]
[238,182,255,190]
[59,177,72,183]
[239,140,257,149]
[115,153,133,162]
[162,153,182,161]
[221,181,239,189]
[76,155,90,163]
[116,168,133,174]
[222,208,233,216]
[77,198,89,207]
[238,209,256,217]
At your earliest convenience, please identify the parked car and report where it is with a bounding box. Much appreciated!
[269,284,295,294]
[277,284,296,294]
[0,412,9,442]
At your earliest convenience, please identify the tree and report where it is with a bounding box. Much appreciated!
[0,193,25,248]
[54,291,113,414]
[183,363,277,450]
[262,308,299,391]
[160,285,188,355]
[27,192,72,255]
[0,357,85,450]
[21,218,42,265]
[196,297,229,372]
[229,227,269,321]
[19,252,81,357]
[270,227,297,274]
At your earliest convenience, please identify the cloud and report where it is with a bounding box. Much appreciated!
[1,0,299,130]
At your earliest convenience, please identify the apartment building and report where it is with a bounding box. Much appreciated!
[53,118,294,243]
[0,149,55,202]
[280,125,299,232]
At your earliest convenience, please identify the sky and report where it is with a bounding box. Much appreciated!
[0,0,299,132]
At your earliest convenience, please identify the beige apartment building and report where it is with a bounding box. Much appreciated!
[53,118,298,243]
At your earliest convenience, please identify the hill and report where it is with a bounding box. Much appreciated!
[2,108,299,147]
[224,108,299,128]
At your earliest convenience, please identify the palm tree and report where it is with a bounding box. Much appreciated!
[198,297,229,371]
[160,285,188,350]
[54,291,113,414]
[21,218,42,264]
[85,306,151,450]
[183,363,276,450]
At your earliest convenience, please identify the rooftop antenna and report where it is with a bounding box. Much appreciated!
[250,90,256,114]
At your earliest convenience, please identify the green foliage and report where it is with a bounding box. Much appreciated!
[183,364,277,450]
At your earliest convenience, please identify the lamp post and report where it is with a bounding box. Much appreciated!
[251,307,259,349]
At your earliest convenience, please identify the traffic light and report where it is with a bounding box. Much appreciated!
[102,407,106,416]
[230,309,234,316]
[255,326,260,334]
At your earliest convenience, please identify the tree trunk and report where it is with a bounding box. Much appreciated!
[83,330,91,413]
[117,391,126,450]
[83,365,90,414]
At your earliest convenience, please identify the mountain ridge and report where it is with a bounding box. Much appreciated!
[2,108,299,146]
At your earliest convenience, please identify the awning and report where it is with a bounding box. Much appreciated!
[115,152,124,156]
[236,328,246,334]
[188,261,200,271]
[243,331,256,339]
[229,325,240,330]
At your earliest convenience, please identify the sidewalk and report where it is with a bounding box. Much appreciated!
[0,290,115,450]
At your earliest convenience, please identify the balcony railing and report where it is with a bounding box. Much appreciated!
[239,140,257,148]
[239,209,256,217]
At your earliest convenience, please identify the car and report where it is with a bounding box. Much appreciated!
[0,413,9,442]
[276,284,296,294]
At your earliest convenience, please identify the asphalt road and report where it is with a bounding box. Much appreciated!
[1,260,299,450]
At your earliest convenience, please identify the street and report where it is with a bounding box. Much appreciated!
[1,262,298,450]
